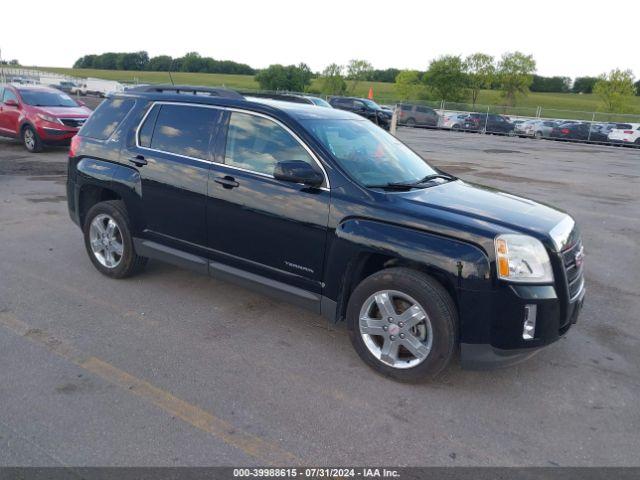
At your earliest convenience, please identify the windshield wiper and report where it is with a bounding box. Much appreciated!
[411,173,457,184]
[364,182,423,190]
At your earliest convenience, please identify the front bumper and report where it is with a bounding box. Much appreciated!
[36,122,79,144]
[459,262,585,370]
[461,286,585,369]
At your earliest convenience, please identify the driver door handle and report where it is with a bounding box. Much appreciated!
[214,176,239,189]
[129,155,147,167]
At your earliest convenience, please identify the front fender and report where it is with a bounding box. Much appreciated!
[323,218,493,330]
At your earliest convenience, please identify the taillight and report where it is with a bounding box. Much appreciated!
[624,130,633,134]
[69,135,81,157]
[561,128,570,134]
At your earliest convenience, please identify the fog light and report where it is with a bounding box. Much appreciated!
[523,304,537,340]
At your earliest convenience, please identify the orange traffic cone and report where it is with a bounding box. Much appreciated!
[368,86,374,99]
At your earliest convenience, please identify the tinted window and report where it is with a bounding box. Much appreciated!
[81,97,135,140]
[138,105,161,148]
[224,112,317,176]
[400,105,412,111]
[3,89,18,103]
[150,105,219,159]
[416,107,432,114]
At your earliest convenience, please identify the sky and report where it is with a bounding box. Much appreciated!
[1,0,638,79]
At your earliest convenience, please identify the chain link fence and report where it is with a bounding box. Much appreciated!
[3,67,639,147]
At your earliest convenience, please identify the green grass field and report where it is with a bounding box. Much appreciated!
[38,66,640,120]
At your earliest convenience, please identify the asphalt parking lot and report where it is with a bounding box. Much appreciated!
[0,128,638,467]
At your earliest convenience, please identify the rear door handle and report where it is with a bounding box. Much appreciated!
[129,155,147,167]
[214,176,239,189]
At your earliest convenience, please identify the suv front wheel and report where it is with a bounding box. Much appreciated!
[83,200,147,278]
[347,268,458,382]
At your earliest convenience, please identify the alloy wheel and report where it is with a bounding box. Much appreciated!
[359,290,433,369]
[89,214,124,268]
[24,129,36,150]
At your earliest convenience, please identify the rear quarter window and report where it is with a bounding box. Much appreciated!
[80,97,136,140]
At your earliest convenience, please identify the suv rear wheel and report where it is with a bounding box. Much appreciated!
[346,268,457,382]
[83,200,147,278]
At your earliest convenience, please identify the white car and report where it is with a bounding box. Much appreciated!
[608,123,640,146]
[440,113,468,129]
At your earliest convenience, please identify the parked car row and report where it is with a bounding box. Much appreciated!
[396,104,640,147]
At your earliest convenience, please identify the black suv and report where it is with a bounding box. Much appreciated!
[67,85,585,381]
[463,113,515,135]
[328,96,392,130]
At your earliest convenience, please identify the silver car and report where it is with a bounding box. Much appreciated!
[529,120,560,139]
[440,113,468,129]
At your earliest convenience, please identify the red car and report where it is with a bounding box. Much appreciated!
[0,84,91,152]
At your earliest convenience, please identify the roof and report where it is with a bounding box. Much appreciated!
[115,87,361,122]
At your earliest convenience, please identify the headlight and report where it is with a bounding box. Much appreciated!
[495,234,553,283]
[37,113,61,124]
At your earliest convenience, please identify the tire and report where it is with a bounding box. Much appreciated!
[452,124,460,131]
[346,267,458,382]
[535,131,543,139]
[22,125,43,153]
[406,118,416,128]
[83,200,147,279]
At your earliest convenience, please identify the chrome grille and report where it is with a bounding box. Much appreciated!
[60,118,86,128]
[562,238,584,301]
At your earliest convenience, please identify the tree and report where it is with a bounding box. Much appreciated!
[423,55,467,102]
[255,63,312,92]
[464,53,495,107]
[346,59,374,94]
[117,51,149,71]
[148,55,173,71]
[593,69,636,113]
[572,76,598,94]
[394,70,424,100]
[319,63,347,95]
[497,52,536,106]
[179,52,205,72]
[530,75,571,93]
[369,68,401,83]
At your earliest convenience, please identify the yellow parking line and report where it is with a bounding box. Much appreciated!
[0,312,300,465]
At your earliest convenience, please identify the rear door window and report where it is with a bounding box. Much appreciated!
[81,97,135,140]
[149,104,220,160]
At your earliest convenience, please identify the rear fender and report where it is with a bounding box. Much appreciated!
[73,159,142,233]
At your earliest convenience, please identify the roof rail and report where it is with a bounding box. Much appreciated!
[130,84,244,100]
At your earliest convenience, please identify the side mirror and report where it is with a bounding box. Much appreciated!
[274,160,324,187]
[4,99,19,108]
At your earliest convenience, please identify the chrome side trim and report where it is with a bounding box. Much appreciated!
[134,101,330,189]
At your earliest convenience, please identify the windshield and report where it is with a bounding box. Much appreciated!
[19,90,78,107]
[303,118,437,187]
[361,99,382,110]
[309,97,332,108]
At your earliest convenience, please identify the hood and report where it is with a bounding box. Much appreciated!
[394,180,571,249]
[35,106,91,118]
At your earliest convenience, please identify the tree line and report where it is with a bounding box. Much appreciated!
[73,51,255,75]
[68,52,640,111]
